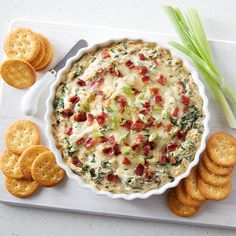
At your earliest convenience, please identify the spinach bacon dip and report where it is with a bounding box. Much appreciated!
[51,40,204,194]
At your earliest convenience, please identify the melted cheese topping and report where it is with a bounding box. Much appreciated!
[51,40,204,194]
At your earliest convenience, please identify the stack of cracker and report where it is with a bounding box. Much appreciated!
[0,27,53,89]
[167,132,236,217]
[0,120,65,198]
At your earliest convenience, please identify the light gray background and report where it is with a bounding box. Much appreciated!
[0,0,236,235]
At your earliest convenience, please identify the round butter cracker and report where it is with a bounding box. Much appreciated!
[31,151,65,187]
[167,189,199,217]
[206,132,236,167]
[19,145,49,180]
[1,59,36,89]
[35,34,53,71]
[199,160,232,186]
[184,167,206,202]
[0,149,24,179]
[4,27,40,62]
[5,120,40,155]
[202,152,233,176]
[5,177,40,198]
[197,177,232,201]
[175,181,203,207]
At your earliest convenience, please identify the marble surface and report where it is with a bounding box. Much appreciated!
[0,0,236,235]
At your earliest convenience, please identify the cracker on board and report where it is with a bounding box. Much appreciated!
[184,167,206,202]
[31,151,65,187]
[5,177,40,198]
[5,120,40,155]
[202,152,233,176]
[0,149,24,179]
[175,180,203,207]
[167,189,199,217]
[35,34,53,71]
[0,59,36,89]
[30,37,45,68]
[206,132,236,167]
[198,160,232,186]
[197,177,232,201]
[19,145,49,180]
[4,27,40,62]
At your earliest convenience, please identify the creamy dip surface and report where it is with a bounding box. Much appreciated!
[51,40,204,194]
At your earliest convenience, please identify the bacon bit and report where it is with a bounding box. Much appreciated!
[61,108,73,118]
[183,105,188,113]
[103,147,113,156]
[107,174,119,182]
[122,157,131,165]
[96,90,104,96]
[137,66,148,75]
[180,94,190,106]
[74,112,87,122]
[159,155,166,165]
[117,70,123,78]
[142,144,151,156]
[165,123,173,132]
[108,135,116,145]
[109,65,115,75]
[113,143,121,156]
[72,157,82,167]
[136,133,146,144]
[84,138,95,149]
[125,60,134,69]
[139,108,149,115]
[132,88,141,95]
[115,95,127,113]
[97,68,104,74]
[156,121,163,128]
[157,74,167,85]
[102,51,111,59]
[149,141,156,150]
[75,137,85,145]
[138,53,146,60]
[87,114,94,126]
[135,164,144,176]
[172,107,179,118]
[69,96,80,104]
[96,77,105,86]
[144,102,150,108]
[99,136,108,143]
[121,120,133,130]
[141,75,150,83]
[176,130,186,140]
[144,160,149,169]
[76,79,86,86]
[65,127,73,135]
[144,171,155,180]
[178,81,184,86]
[153,59,159,66]
[146,118,155,128]
[96,112,107,126]
[150,87,159,95]
[168,156,176,164]
[131,120,145,131]
[154,95,162,105]
[167,142,178,151]
[131,143,140,150]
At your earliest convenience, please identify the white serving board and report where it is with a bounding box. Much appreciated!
[0,19,236,229]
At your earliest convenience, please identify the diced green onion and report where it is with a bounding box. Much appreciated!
[123,85,134,95]
[138,156,145,164]
[121,146,131,154]
[149,133,157,142]
[153,105,162,112]
[139,114,147,123]
[93,131,103,138]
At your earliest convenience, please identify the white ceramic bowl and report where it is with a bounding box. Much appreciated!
[45,38,210,200]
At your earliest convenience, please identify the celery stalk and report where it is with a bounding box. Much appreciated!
[164,6,236,129]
